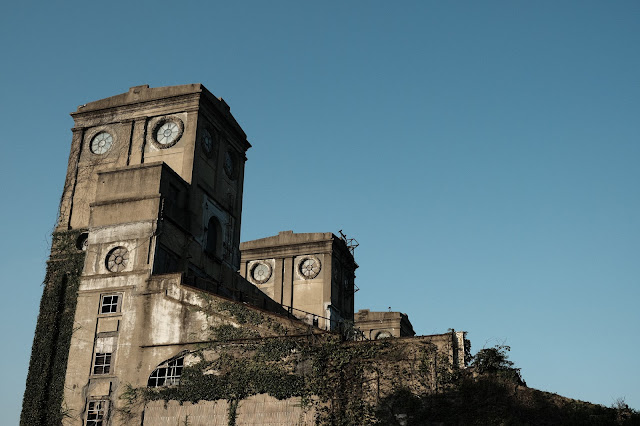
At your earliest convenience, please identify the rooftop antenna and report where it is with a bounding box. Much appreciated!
[338,230,359,256]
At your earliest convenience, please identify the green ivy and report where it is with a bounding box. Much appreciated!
[118,295,640,426]
[20,230,87,426]
[127,333,434,425]
[211,323,261,342]
[120,282,469,425]
[217,301,264,326]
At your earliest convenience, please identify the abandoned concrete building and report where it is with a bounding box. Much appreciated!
[21,84,467,426]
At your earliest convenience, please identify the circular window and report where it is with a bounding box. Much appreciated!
[251,262,272,284]
[202,128,216,157]
[106,246,129,272]
[90,132,113,154]
[152,117,184,148]
[299,256,321,279]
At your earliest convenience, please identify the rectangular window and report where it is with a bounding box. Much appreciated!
[100,294,121,314]
[93,353,111,375]
[86,400,107,426]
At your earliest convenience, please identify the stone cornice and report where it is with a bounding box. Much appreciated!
[241,240,334,260]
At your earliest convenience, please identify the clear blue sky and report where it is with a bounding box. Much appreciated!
[1,1,638,422]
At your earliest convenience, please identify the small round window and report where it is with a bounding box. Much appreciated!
[299,256,321,279]
[251,262,272,284]
[202,128,217,157]
[106,246,129,272]
[152,117,184,148]
[90,132,113,154]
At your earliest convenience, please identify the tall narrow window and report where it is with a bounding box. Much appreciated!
[148,356,184,387]
[86,400,107,426]
[206,217,222,257]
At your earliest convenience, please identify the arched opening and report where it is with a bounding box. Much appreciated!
[75,232,88,251]
[375,331,392,340]
[148,355,184,387]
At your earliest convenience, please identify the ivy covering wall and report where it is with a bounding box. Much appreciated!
[120,300,463,426]
[20,230,86,426]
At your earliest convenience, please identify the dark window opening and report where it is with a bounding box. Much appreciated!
[100,294,120,314]
[168,183,180,205]
[93,353,111,375]
[163,183,183,219]
[206,217,222,258]
[86,400,107,426]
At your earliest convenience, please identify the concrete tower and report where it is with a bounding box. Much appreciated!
[240,231,358,331]
[21,84,254,425]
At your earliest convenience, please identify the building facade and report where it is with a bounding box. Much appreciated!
[21,84,467,426]
[240,230,358,331]
[21,84,260,424]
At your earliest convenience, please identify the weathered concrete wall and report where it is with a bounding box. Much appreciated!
[143,395,314,426]
[62,270,314,425]
[56,84,250,274]
[240,231,358,331]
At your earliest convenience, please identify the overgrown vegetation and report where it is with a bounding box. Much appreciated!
[23,256,638,426]
[375,376,640,425]
[132,335,406,425]
[471,344,526,386]
[121,300,467,425]
[120,300,640,425]
[371,345,639,425]
[20,230,86,426]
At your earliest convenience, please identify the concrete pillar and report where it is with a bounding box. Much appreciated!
[273,258,284,305]
[129,117,148,166]
[282,257,293,309]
